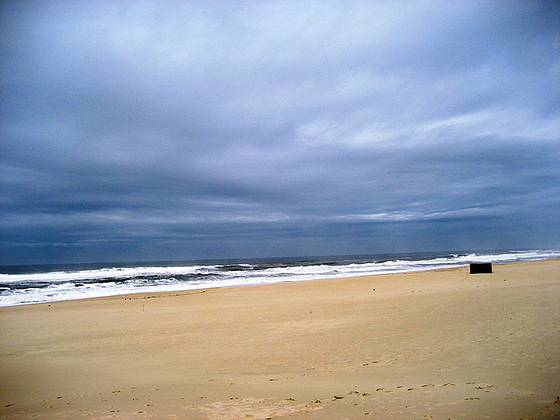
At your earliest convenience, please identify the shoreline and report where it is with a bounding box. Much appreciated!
[3,250,559,308]
[1,258,559,419]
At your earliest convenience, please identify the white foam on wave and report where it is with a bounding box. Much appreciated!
[0,265,209,284]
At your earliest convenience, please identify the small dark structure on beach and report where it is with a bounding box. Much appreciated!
[470,263,492,274]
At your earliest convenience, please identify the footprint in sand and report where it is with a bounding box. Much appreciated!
[475,384,495,390]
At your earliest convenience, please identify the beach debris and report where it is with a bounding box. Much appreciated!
[333,395,344,400]
[470,263,492,274]
[310,399,322,404]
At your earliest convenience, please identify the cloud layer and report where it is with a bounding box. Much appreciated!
[1,1,559,264]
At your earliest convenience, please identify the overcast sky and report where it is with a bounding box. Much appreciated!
[1,1,559,265]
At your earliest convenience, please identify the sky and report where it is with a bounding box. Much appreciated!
[1,1,559,265]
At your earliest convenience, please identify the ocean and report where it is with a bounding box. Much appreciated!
[1,250,558,307]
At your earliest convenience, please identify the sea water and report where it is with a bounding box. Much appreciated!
[1,250,558,307]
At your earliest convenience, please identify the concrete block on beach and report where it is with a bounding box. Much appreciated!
[470,262,492,274]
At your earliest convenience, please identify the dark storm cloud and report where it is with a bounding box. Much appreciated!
[1,1,559,264]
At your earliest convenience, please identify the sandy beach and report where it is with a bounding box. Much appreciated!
[1,258,559,419]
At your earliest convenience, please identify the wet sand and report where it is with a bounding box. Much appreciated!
[1,258,559,419]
